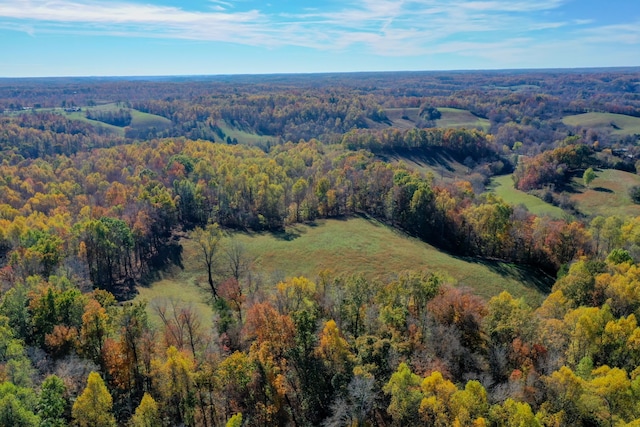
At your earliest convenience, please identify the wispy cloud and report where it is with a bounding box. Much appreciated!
[0,0,637,63]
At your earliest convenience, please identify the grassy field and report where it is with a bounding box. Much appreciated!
[383,107,490,132]
[135,217,552,323]
[128,109,172,131]
[379,149,471,184]
[570,169,640,217]
[384,108,421,129]
[63,112,126,136]
[563,112,640,136]
[73,103,171,129]
[436,108,490,132]
[216,120,278,146]
[490,174,565,218]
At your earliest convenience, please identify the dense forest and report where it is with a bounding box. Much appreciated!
[1,69,640,426]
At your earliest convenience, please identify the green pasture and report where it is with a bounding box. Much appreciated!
[383,107,490,132]
[135,217,552,324]
[489,174,564,218]
[563,112,640,136]
[570,169,640,218]
[435,108,490,132]
[216,120,278,146]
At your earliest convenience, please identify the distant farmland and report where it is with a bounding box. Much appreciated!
[563,112,640,136]
[384,107,490,131]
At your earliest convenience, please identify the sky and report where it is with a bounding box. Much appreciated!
[0,0,639,77]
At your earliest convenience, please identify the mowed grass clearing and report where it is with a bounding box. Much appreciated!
[570,169,640,218]
[135,217,551,323]
[384,108,421,129]
[62,103,172,135]
[563,112,640,137]
[436,108,490,132]
[383,107,490,132]
[216,120,278,146]
[490,174,564,218]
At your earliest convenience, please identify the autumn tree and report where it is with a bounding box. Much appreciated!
[151,346,196,426]
[383,363,423,425]
[72,372,116,427]
[130,392,161,427]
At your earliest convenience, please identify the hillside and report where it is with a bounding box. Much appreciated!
[435,107,490,131]
[570,168,640,217]
[563,112,640,136]
[377,147,472,183]
[383,107,490,131]
[136,217,552,323]
[490,174,564,218]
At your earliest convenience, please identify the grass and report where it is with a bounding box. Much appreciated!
[489,174,565,218]
[570,169,640,218]
[563,113,640,136]
[383,108,421,129]
[217,120,278,146]
[383,107,490,132]
[379,148,471,184]
[134,217,552,323]
[436,108,490,132]
[128,109,172,131]
[27,102,173,137]
[62,111,126,136]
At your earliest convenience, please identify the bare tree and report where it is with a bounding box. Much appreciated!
[224,238,252,283]
[190,224,222,299]
[155,299,204,357]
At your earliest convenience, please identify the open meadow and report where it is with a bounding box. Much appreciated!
[136,216,552,324]
[563,112,640,136]
[570,168,640,217]
[490,174,565,218]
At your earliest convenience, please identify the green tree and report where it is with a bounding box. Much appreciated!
[0,382,39,427]
[383,363,422,425]
[583,167,596,188]
[72,372,116,427]
[629,185,640,204]
[81,217,135,293]
[38,375,67,427]
[291,178,309,222]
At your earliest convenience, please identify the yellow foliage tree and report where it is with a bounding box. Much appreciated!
[71,371,116,427]
[130,393,161,427]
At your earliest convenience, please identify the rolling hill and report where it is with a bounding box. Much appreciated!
[136,217,552,324]
[563,112,640,137]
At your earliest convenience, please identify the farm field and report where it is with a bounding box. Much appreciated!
[490,174,564,218]
[383,107,490,131]
[570,168,640,217]
[563,112,640,136]
[435,107,490,131]
[383,107,421,129]
[18,102,175,136]
[135,216,552,323]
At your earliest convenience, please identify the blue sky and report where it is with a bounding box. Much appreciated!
[0,0,638,77]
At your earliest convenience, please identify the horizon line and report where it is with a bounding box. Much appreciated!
[1,65,640,81]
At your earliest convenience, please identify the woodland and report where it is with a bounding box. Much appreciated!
[0,69,640,426]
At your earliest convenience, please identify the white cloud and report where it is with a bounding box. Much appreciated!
[0,0,637,64]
